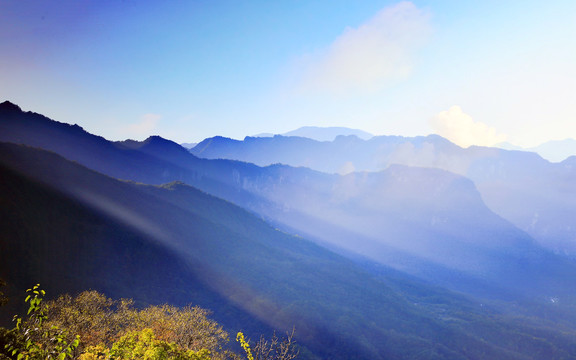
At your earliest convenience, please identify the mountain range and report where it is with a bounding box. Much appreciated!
[2,100,576,359]
[249,126,576,163]
[1,101,570,297]
[251,126,374,142]
[191,133,576,256]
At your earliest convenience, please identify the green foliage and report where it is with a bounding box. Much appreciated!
[104,328,211,360]
[43,291,229,357]
[5,285,80,360]
[132,304,228,354]
[236,333,253,360]
[3,288,298,360]
[42,291,135,349]
[0,327,22,360]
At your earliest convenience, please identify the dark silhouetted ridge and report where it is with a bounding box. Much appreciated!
[117,135,200,164]
[0,101,22,113]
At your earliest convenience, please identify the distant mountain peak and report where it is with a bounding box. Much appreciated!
[118,135,179,147]
[251,132,274,138]
[282,126,374,142]
[114,135,198,164]
[143,135,172,144]
[118,136,187,154]
[0,100,23,113]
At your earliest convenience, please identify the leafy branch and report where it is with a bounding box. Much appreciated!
[6,285,80,360]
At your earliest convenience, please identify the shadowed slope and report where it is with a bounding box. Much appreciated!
[2,101,576,304]
[2,143,576,359]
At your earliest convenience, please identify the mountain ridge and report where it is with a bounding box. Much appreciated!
[190,132,576,255]
[250,126,374,142]
[0,101,571,306]
[1,102,573,301]
[4,102,576,358]
[5,142,575,359]
[282,126,374,141]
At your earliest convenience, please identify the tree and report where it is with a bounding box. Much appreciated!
[80,328,211,360]
[42,290,135,349]
[133,304,228,355]
[5,284,80,360]
[43,291,230,359]
[3,288,298,360]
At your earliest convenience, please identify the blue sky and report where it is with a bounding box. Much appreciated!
[1,0,574,147]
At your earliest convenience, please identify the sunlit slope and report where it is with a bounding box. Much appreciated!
[2,101,576,306]
[191,133,576,255]
[139,137,576,306]
[4,143,576,359]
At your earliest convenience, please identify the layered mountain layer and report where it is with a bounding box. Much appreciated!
[3,101,576,359]
[191,133,576,255]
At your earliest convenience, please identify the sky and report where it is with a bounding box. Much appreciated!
[0,0,575,147]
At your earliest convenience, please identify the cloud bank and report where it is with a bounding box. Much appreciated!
[298,1,431,94]
[431,106,507,148]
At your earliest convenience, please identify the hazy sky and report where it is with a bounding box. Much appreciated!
[1,0,574,147]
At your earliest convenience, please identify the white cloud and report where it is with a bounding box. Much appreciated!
[297,1,431,94]
[124,113,161,137]
[431,106,507,148]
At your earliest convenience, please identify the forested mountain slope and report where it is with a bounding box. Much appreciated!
[191,133,576,255]
[3,102,576,358]
[1,101,573,304]
[4,143,576,358]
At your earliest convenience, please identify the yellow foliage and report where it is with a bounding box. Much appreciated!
[236,332,254,360]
